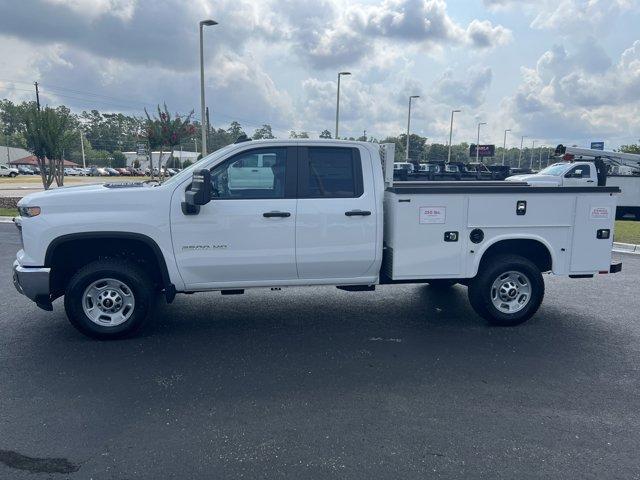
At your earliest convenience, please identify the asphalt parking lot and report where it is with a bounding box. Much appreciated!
[1,223,639,479]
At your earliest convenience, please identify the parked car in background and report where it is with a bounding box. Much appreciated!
[105,168,120,176]
[0,164,19,177]
[165,168,177,176]
[116,168,131,176]
[89,167,109,176]
[64,167,80,176]
[18,166,35,175]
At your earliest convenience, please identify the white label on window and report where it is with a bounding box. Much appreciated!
[419,206,446,224]
[590,206,611,220]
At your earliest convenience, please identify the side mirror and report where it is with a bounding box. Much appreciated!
[183,169,212,215]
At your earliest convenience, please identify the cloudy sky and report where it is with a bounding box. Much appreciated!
[0,0,639,149]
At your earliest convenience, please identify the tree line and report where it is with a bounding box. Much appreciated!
[2,98,639,186]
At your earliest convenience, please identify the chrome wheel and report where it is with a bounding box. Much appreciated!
[490,271,531,314]
[82,278,135,326]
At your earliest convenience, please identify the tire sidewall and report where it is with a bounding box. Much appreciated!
[65,263,152,339]
[471,256,544,326]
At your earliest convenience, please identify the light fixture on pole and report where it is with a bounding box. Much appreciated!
[476,122,487,164]
[405,95,420,161]
[518,135,526,168]
[502,129,511,166]
[447,109,461,164]
[335,72,351,139]
[199,19,218,157]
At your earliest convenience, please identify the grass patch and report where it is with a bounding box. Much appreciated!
[615,220,640,245]
[0,207,17,217]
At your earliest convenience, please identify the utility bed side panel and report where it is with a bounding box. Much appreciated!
[385,193,467,278]
[570,194,617,273]
[467,194,574,227]
[607,176,640,208]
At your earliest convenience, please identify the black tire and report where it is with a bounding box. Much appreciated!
[427,279,458,289]
[468,254,544,326]
[9,172,17,178]
[64,259,155,339]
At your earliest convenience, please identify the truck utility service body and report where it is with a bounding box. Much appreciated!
[13,140,621,339]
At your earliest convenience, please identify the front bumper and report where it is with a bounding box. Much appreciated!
[13,260,52,310]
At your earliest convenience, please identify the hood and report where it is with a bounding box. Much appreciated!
[505,174,561,186]
[17,182,153,207]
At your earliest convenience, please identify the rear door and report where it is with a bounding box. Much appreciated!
[295,146,377,280]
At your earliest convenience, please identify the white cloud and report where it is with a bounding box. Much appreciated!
[431,67,493,108]
[505,39,640,143]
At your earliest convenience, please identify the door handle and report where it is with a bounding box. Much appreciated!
[586,180,594,183]
[263,211,291,218]
[345,210,372,217]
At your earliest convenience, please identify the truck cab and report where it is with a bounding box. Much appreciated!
[506,162,598,187]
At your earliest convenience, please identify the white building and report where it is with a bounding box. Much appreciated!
[123,150,199,169]
[0,146,31,165]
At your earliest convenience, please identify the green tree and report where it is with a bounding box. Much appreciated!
[227,121,245,140]
[144,104,195,180]
[619,142,640,154]
[112,150,127,168]
[319,129,332,139]
[24,106,74,188]
[252,124,275,139]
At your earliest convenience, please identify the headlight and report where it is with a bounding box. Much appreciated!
[18,206,41,217]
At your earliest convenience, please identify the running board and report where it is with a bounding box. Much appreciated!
[336,285,375,292]
[221,289,245,295]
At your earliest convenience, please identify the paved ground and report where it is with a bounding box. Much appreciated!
[1,223,639,479]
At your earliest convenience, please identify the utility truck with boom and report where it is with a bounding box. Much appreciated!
[506,145,640,219]
[13,139,621,339]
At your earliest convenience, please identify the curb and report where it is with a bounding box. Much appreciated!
[613,242,640,255]
[0,216,15,223]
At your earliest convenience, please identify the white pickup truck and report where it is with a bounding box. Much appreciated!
[13,140,621,339]
[506,161,640,219]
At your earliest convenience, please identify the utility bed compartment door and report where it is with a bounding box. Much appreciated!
[570,195,616,273]
[467,194,574,227]
[384,194,466,278]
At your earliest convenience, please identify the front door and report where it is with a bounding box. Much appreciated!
[171,146,298,288]
[564,164,593,186]
[295,146,378,280]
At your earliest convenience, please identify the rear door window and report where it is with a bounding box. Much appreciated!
[299,147,363,198]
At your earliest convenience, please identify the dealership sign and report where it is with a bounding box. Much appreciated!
[469,144,496,158]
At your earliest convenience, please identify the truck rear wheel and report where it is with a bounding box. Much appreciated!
[64,259,155,339]
[468,254,544,326]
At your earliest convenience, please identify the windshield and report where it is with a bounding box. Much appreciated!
[538,163,570,176]
[160,143,238,187]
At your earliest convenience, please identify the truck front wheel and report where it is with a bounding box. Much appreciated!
[468,254,544,326]
[64,259,155,339]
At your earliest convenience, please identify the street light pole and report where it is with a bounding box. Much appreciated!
[518,135,526,168]
[405,95,420,161]
[335,72,351,139]
[447,109,461,164]
[199,19,217,157]
[502,128,511,166]
[530,140,536,168]
[538,147,543,171]
[476,122,487,164]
